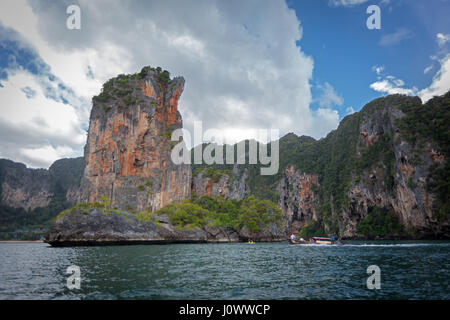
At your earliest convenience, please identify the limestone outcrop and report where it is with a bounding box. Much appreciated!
[343,95,449,238]
[0,157,84,211]
[78,67,191,212]
[45,206,285,246]
[278,164,320,233]
[192,165,250,200]
[4,68,448,242]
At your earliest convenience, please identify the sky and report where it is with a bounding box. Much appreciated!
[0,0,449,168]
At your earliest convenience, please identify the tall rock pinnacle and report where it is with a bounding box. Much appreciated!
[79,66,191,212]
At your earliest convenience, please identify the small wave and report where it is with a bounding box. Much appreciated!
[290,243,450,248]
[341,243,450,247]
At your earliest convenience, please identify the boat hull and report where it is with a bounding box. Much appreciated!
[289,239,312,244]
[315,240,332,245]
[289,239,335,245]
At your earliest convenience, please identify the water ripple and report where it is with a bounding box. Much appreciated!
[0,241,449,299]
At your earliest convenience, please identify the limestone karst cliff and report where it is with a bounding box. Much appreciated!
[78,67,191,212]
[192,93,450,239]
[2,67,449,242]
[0,157,84,211]
[0,160,52,212]
[0,157,84,239]
[342,95,444,238]
[278,164,320,233]
[192,165,250,200]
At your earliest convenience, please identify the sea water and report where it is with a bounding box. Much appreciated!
[0,241,448,299]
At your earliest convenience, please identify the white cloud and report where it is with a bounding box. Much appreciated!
[370,54,450,102]
[315,82,344,108]
[345,106,356,115]
[437,33,450,48]
[392,78,404,87]
[379,28,413,46]
[312,108,340,138]
[419,54,450,102]
[328,0,369,7]
[329,0,391,7]
[0,70,86,168]
[372,65,385,76]
[424,65,434,74]
[0,0,126,116]
[371,31,450,102]
[370,79,417,96]
[0,0,342,167]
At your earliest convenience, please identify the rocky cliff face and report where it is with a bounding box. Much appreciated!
[283,94,449,238]
[45,68,286,246]
[48,158,85,206]
[0,160,52,211]
[79,67,191,212]
[190,93,450,239]
[343,95,448,238]
[192,165,250,200]
[5,68,449,242]
[45,206,285,246]
[0,157,84,239]
[278,164,320,233]
[0,158,84,212]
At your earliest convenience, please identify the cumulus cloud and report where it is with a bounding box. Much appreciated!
[419,54,450,102]
[0,21,90,167]
[0,0,343,168]
[312,108,340,138]
[370,79,418,96]
[371,30,450,102]
[0,71,86,168]
[370,55,450,102]
[437,33,450,48]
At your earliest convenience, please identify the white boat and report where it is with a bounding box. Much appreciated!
[289,236,338,245]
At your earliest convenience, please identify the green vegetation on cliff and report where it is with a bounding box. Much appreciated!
[93,66,173,107]
[356,206,403,238]
[53,195,282,235]
[299,220,326,239]
[155,195,282,233]
[356,132,396,191]
[193,167,233,182]
[395,92,450,221]
[191,92,450,237]
[55,197,130,222]
[193,92,450,236]
[191,112,363,231]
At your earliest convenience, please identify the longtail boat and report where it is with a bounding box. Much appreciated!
[289,236,337,245]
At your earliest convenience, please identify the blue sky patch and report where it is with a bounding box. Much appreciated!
[20,86,37,99]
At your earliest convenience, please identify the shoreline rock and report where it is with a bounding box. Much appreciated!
[45,208,286,247]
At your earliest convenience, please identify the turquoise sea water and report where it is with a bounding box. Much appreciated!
[0,241,448,300]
